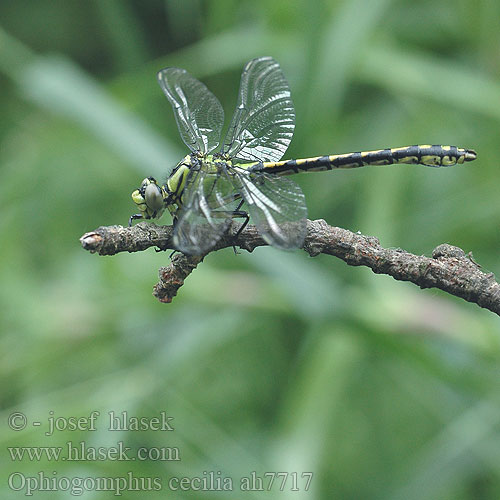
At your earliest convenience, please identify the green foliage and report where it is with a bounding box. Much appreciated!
[1,0,500,498]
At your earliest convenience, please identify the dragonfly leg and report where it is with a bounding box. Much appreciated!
[169,217,180,258]
[232,207,250,254]
[128,213,143,226]
[232,200,249,237]
[207,205,249,253]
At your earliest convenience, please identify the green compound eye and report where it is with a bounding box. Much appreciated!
[144,183,163,212]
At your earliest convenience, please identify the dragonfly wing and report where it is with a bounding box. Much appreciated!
[233,168,307,249]
[222,57,295,163]
[173,166,238,254]
[158,67,224,154]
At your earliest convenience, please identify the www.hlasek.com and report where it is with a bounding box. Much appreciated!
[8,441,179,462]
[8,471,314,496]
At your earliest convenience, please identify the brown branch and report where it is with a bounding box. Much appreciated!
[80,220,500,314]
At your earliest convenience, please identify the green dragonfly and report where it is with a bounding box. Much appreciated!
[129,56,476,255]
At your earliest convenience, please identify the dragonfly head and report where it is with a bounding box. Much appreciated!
[131,177,167,220]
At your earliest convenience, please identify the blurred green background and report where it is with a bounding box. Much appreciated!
[1,0,500,498]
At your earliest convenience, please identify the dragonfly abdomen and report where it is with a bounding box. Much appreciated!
[256,145,477,175]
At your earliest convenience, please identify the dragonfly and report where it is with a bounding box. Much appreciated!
[129,56,477,255]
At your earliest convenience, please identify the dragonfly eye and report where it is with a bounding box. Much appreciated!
[144,182,164,211]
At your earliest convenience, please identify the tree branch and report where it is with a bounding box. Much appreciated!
[80,220,500,314]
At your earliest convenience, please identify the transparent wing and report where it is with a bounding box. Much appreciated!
[222,57,295,163]
[157,67,224,154]
[232,168,307,249]
[173,165,239,255]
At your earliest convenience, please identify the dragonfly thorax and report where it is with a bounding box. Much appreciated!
[164,153,236,213]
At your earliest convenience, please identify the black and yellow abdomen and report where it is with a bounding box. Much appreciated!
[248,145,477,175]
